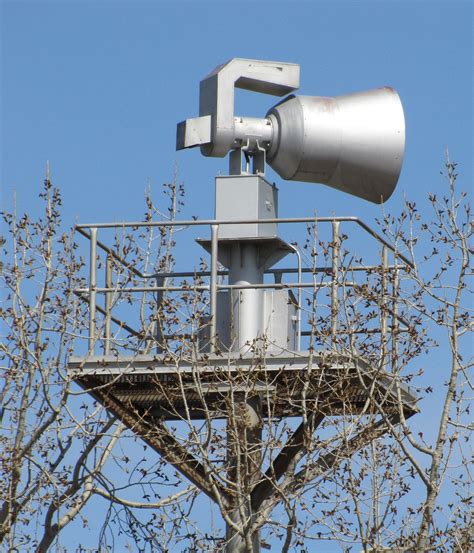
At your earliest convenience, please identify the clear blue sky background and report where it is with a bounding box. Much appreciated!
[2,1,472,225]
[1,1,472,551]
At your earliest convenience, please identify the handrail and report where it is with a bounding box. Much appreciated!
[75,228,402,281]
[75,281,355,294]
[75,216,414,269]
[76,216,412,357]
[76,227,144,278]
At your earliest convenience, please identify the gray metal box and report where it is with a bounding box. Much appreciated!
[263,289,297,352]
[199,289,297,353]
[215,175,278,239]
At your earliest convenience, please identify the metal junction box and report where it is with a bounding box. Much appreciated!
[215,175,278,239]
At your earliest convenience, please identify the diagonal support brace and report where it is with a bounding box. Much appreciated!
[89,384,230,507]
[252,412,325,510]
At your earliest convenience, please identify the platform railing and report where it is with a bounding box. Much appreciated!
[74,217,413,359]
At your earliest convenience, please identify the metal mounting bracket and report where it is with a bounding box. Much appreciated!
[176,58,300,157]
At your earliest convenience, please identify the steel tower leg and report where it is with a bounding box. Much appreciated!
[226,396,262,553]
[226,243,263,552]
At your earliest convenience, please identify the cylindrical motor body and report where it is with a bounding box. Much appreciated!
[228,243,264,350]
[234,116,273,150]
[266,88,405,203]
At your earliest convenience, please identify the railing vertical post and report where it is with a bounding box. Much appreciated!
[381,246,388,361]
[210,224,219,353]
[155,276,165,353]
[391,263,399,372]
[104,253,112,355]
[89,227,98,353]
[288,244,302,351]
[331,221,340,347]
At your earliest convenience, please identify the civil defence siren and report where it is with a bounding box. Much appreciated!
[176,58,405,203]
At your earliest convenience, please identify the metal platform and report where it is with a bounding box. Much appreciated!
[68,350,417,422]
[69,213,419,531]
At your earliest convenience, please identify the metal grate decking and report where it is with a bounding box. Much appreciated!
[68,350,418,423]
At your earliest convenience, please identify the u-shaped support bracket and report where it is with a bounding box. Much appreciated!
[176,58,300,157]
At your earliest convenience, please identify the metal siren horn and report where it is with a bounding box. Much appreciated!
[177,58,405,204]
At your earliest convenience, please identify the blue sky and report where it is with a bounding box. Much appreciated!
[2,1,472,225]
[1,1,472,551]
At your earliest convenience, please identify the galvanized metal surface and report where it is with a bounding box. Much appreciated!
[176,58,299,156]
[262,289,297,352]
[71,349,413,553]
[266,88,405,203]
[210,289,297,352]
[68,351,418,421]
[74,58,413,553]
[74,213,413,359]
[74,217,414,269]
[196,236,293,271]
[287,243,302,351]
[69,351,371,374]
[215,175,278,239]
[176,57,405,204]
[104,255,112,355]
[227,242,264,349]
[210,224,219,353]
[88,227,97,351]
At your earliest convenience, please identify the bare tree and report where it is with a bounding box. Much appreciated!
[298,156,472,552]
[0,175,118,551]
[1,157,471,552]
[380,156,472,552]
[0,173,192,552]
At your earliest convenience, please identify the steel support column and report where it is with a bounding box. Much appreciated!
[226,242,264,552]
[226,395,262,553]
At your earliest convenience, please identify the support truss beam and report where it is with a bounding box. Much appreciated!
[252,412,324,509]
[88,384,229,507]
[301,414,400,479]
[254,414,400,527]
